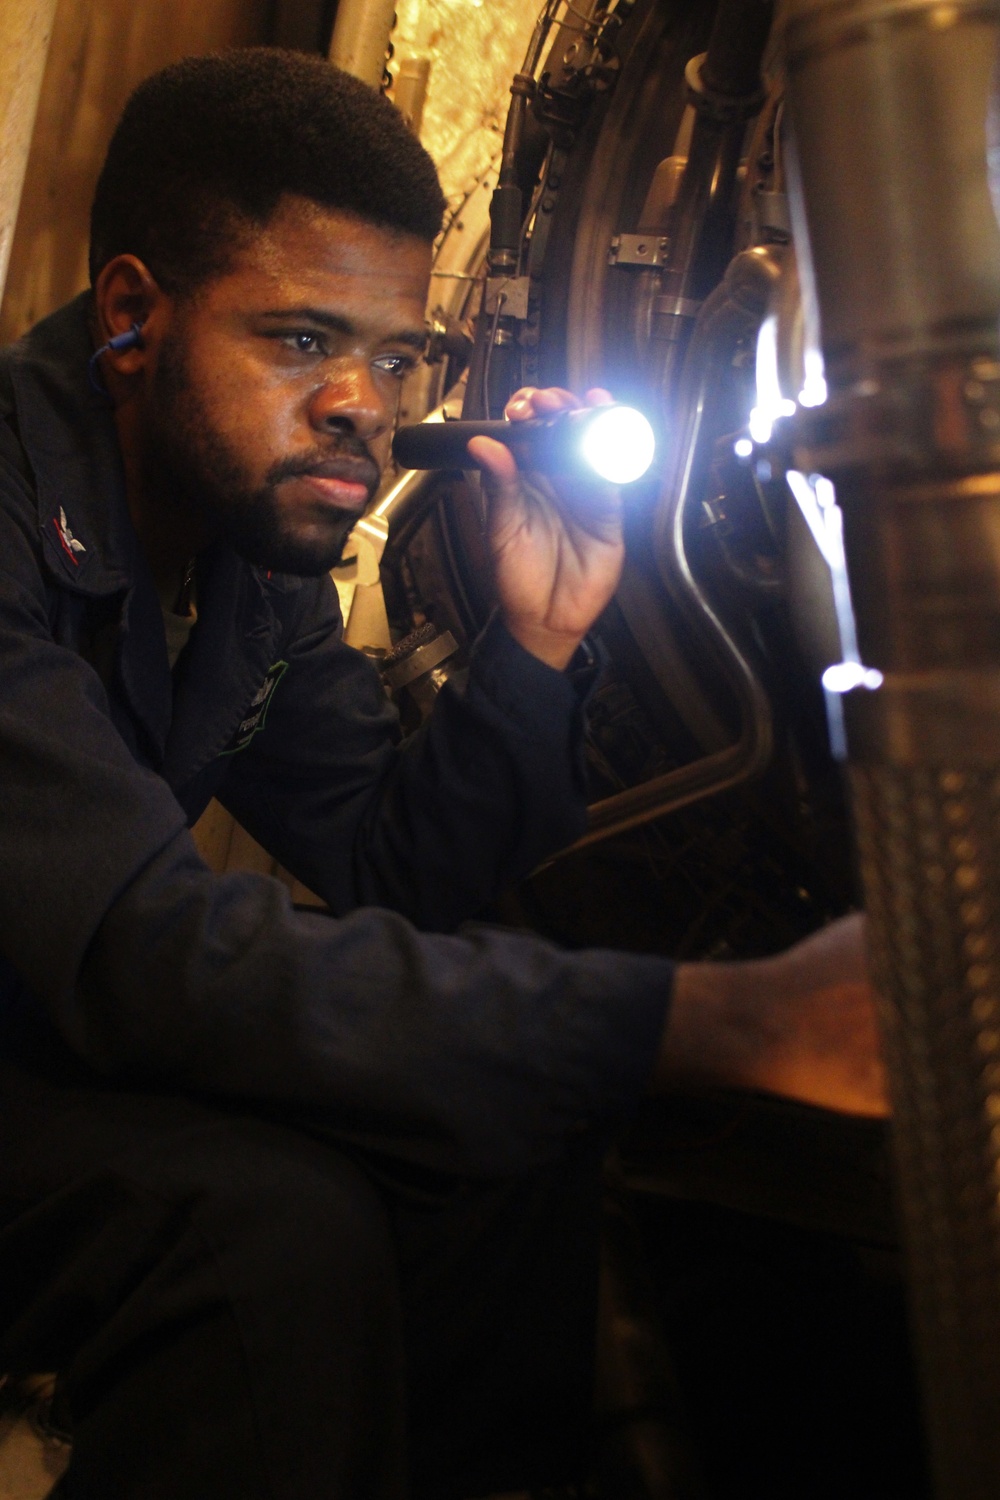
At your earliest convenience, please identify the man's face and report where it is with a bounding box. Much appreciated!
[142,198,432,574]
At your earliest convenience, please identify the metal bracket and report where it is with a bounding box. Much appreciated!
[653,292,702,319]
[753,189,791,237]
[484,276,531,319]
[608,233,669,268]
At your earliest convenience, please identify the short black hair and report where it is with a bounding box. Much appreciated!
[89,48,446,292]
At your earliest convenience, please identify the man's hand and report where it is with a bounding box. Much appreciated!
[654,913,889,1117]
[467,386,625,671]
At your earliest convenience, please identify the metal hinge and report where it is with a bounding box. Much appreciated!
[608,233,668,268]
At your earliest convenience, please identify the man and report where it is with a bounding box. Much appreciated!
[0,48,883,1500]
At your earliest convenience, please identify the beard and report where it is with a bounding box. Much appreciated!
[142,330,381,576]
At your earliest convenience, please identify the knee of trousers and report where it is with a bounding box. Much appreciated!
[0,1114,403,1377]
[134,1116,402,1319]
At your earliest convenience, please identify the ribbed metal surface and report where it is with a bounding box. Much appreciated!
[852,762,1000,1498]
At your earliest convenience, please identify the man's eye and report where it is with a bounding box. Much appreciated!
[373,352,418,378]
[283,331,325,355]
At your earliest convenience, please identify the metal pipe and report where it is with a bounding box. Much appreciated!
[328,0,397,90]
[393,56,430,136]
[646,1,774,410]
[573,247,781,850]
[701,0,777,100]
[570,2,780,851]
[783,0,1000,1494]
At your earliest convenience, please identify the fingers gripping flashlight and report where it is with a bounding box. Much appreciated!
[392,404,656,486]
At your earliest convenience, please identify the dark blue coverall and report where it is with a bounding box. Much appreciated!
[0,296,673,1499]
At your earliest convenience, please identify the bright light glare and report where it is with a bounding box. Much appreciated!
[750,313,799,443]
[798,347,828,409]
[748,397,796,447]
[580,405,656,485]
[756,315,783,413]
[748,407,774,445]
[734,437,754,459]
[786,470,840,570]
[821,662,884,694]
[788,469,866,674]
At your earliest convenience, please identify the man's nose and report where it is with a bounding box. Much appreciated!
[308,362,387,442]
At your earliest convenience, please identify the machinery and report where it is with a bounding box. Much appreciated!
[375,0,859,959]
[358,1,1000,1495]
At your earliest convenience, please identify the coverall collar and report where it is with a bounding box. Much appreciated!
[7,293,134,601]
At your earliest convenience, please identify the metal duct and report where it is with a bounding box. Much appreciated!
[328,0,397,90]
[781,0,1000,1494]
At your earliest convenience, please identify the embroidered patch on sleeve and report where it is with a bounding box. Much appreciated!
[221,660,289,754]
[55,507,86,561]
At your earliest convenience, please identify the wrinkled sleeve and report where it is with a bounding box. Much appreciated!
[218,577,595,931]
[0,448,671,1178]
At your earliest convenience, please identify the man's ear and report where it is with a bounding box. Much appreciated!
[92,256,167,379]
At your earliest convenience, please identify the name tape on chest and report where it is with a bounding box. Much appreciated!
[221,660,289,755]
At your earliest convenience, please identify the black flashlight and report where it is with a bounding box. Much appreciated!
[391,404,656,485]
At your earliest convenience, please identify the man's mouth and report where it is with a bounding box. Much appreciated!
[296,474,371,510]
[282,460,379,513]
